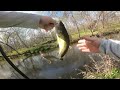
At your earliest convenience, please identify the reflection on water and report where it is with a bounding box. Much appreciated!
[0,44,96,79]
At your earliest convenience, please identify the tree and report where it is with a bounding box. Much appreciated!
[70,11,81,38]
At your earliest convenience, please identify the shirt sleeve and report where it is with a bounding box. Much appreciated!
[0,11,41,29]
[99,39,120,59]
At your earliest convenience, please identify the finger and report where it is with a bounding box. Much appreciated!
[46,17,55,25]
[78,47,88,50]
[78,39,86,44]
[44,25,53,31]
[76,44,86,47]
[78,40,92,46]
[81,49,91,52]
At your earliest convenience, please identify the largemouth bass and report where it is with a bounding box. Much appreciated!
[55,21,70,60]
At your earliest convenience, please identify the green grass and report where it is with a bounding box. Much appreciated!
[0,40,58,62]
[70,29,99,41]
[6,40,58,58]
[7,48,29,56]
[103,68,120,79]
[89,68,120,79]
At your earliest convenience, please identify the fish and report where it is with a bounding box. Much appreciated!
[55,20,70,60]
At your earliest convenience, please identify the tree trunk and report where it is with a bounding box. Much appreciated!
[102,11,105,29]
[71,12,80,38]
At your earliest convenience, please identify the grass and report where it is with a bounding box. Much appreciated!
[83,67,120,79]
[101,68,120,79]
[83,68,120,79]
[70,29,99,42]
[0,40,58,61]
[7,48,29,56]
[82,54,120,79]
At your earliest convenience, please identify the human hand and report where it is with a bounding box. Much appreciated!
[76,36,101,53]
[39,16,56,31]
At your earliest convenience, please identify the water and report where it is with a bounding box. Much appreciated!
[0,44,94,79]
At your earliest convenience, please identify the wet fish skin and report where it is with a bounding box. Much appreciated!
[55,21,70,60]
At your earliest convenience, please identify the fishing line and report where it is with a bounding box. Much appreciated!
[0,45,29,79]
